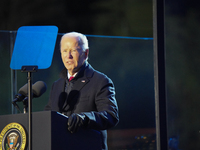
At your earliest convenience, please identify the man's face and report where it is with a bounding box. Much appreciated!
[60,36,88,75]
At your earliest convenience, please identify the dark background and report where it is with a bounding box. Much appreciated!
[1,0,200,149]
[0,0,153,37]
[0,2,155,149]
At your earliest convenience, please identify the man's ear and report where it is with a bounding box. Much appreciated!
[85,49,89,59]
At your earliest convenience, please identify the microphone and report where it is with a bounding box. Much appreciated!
[12,83,28,103]
[12,81,47,103]
[22,81,47,101]
[32,81,47,97]
[12,83,28,112]
[12,81,47,113]
[20,81,47,107]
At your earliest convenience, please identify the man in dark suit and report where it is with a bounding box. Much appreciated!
[44,32,119,150]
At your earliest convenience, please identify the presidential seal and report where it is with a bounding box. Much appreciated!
[0,122,26,150]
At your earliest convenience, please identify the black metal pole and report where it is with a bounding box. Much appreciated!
[21,66,37,150]
[153,0,168,149]
[28,71,32,150]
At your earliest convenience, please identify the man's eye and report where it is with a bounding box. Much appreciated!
[62,49,67,52]
[72,49,77,52]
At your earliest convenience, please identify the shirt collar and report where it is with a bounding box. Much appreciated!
[67,72,77,79]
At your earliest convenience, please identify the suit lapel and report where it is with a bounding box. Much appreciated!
[71,63,94,93]
[62,63,94,112]
[72,77,89,91]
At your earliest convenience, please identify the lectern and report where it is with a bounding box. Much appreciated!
[0,111,102,150]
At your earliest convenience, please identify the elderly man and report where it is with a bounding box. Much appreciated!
[45,32,119,150]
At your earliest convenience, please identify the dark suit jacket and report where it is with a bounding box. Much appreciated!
[45,62,119,150]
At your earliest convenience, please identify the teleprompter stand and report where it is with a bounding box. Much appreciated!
[21,65,38,150]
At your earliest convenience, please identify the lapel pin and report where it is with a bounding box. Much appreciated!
[81,80,85,83]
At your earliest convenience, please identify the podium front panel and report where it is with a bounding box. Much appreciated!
[0,111,102,150]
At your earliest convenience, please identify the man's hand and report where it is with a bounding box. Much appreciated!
[67,113,88,133]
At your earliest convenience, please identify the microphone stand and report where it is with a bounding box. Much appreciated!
[21,66,38,150]
[23,97,28,114]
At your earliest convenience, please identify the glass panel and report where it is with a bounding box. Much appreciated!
[165,1,200,149]
[0,30,155,149]
[0,31,15,115]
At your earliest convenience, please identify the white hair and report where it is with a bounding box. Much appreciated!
[60,32,89,52]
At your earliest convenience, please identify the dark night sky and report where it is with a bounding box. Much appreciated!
[0,0,153,37]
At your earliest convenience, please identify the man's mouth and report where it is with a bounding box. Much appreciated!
[66,61,73,64]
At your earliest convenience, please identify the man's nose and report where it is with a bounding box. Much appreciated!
[66,51,73,58]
